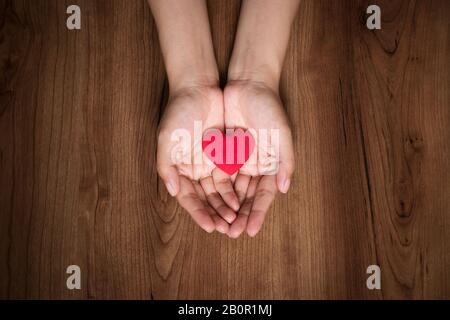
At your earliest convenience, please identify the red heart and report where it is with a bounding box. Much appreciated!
[202,129,255,176]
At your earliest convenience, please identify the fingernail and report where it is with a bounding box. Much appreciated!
[280,178,291,194]
[203,224,215,233]
[247,228,258,238]
[216,225,228,234]
[228,230,240,239]
[232,195,240,211]
[226,213,237,224]
[165,181,177,197]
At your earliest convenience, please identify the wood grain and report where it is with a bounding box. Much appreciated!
[0,0,449,299]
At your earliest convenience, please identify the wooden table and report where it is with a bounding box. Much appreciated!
[0,0,449,299]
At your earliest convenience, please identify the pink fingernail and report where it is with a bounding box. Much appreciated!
[165,182,176,197]
[226,213,237,224]
[281,178,291,193]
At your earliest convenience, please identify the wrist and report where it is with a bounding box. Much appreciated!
[168,71,219,95]
[163,41,219,93]
[167,62,219,94]
[227,55,281,92]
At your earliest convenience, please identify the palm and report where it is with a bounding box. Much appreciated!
[158,86,222,180]
[224,81,291,176]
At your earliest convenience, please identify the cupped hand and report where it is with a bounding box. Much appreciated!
[224,80,295,238]
[157,86,240,234]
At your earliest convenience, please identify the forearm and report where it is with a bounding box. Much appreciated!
[148,0,219,92]
[228,0,300,91]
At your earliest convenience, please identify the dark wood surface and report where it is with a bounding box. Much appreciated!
[0,0,449,299]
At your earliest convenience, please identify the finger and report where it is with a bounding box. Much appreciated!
[210,213,230,234]
[228,176,260,239]
[176,176,215,233]
[276,128,295,193]
[246,175,277,237]
[212,168,240,211]
[193,180,229,234]
[200,176,237,224]
[233,173,251,205]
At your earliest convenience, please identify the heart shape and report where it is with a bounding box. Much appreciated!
[202,128,255,175]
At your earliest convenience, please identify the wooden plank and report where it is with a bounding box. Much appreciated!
[351,0,450,299]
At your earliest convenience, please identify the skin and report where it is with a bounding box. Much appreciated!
[149,0,299,237]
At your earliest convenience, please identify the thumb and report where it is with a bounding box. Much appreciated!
[277,162,294,194]
[276,129,295,194]
[157,165,180,197]
[157,130,181,197]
